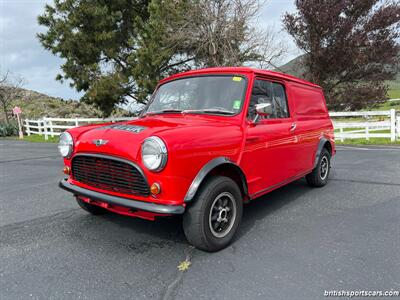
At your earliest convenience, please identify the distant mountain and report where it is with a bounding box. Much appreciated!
[276,54,308,78]
[4,88,129,120]
[277,54,400,98]
[277,53,400,78]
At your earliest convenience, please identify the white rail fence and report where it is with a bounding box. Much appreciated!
[24,109,400,142]
[398,116,400,140]
[24,117,133,140]
[330,109,398,142]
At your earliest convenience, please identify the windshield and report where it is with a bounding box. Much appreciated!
[144,75,247,116]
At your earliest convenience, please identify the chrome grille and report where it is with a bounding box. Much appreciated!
[72,155,149,197]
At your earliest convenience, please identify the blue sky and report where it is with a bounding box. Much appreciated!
[0,0,300,100]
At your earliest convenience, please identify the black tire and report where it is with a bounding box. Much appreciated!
[306,148,331,187]
[183,176,243,252]
[75,197,108,215]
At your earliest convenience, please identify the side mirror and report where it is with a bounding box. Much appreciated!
[256,102,272,116]
[253,102,272,123]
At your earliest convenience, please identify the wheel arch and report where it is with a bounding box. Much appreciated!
[314,137,333,167]
[184,157,249,203]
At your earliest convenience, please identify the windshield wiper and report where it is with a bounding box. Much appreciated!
[182,109,235,115]
[144,109,183,116]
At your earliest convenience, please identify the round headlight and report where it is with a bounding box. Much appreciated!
[141,136,167,172]
[58,132,74,158]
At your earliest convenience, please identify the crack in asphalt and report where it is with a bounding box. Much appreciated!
[161,246,194,300]
[330,178,400,187]
[0,155,59,164]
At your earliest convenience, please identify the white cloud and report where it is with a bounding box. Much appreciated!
[0,0,82,100]
[259,0,302,60]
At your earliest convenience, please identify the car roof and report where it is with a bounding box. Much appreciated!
[160,67,321,89]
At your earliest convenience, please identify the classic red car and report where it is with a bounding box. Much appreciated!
[59,67,335,251]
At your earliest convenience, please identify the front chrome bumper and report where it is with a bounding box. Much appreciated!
[59,179,185,215]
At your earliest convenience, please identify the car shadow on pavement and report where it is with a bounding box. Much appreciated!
[237,178,313,240]
[100,211,186,241]
[92,178,313,251]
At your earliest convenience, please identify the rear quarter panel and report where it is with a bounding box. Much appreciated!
[287,82,335,171]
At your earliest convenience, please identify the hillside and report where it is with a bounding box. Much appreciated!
[276,54,307,78]
[386,74,400,99]
[277,55,400,99]
[1,88,129,121]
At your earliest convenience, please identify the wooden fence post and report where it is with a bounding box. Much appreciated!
[37,120,42,136]
[365,125,369,141]
[25,120,31,136]
[43,118,48,140]
[75,118,79,127]
[390,109,396,142]
[49,119,54,137]
[340,127,344,142]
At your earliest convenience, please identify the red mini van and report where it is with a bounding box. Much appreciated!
[59,67,335,251]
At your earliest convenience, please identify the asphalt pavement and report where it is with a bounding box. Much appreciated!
[1,140,399,300]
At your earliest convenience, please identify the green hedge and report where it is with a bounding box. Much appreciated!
[0,121,19,137]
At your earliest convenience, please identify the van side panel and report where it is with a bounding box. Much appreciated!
[287,82,334,173]
[291,84,328,117]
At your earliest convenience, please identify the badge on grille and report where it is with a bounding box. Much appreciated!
[92,139,109,147]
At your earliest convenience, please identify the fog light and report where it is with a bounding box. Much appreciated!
[150,183,161,195]
[63,166,71,175]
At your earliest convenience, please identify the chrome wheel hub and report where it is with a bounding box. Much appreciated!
[209,192,237,238]
[320,156,329,180]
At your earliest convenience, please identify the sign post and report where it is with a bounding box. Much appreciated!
[12,106,23,139]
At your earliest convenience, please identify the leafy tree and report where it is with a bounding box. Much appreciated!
[283,0,400,110]
[38,0,285,116]
[130,0,194,102]
[38,0,150,116]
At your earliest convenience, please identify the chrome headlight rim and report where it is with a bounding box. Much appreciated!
[58,132,74,158]
[141,136,168,172]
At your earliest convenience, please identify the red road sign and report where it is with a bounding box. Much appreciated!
[13,106,22,115]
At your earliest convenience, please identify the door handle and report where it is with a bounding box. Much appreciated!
[290,123,297,132]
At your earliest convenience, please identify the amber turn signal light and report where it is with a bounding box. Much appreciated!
[150,183,161,195]
[63,166,71,175]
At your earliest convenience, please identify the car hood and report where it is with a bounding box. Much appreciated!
[72,115,241,161]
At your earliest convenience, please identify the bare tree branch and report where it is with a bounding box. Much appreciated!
[0,70,25,123]
[171,0,287,69]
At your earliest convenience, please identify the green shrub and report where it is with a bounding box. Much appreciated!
[0,121,19,137]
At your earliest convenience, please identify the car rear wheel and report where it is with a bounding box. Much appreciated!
[183,176,243,252]
[75,197,108,215]
[306,148,331,187]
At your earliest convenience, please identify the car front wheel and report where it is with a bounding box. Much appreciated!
[183,176,243,252]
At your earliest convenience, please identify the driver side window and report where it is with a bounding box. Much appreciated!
[247,79,289,120]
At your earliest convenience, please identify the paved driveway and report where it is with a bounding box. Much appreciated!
[1,140,399,299]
